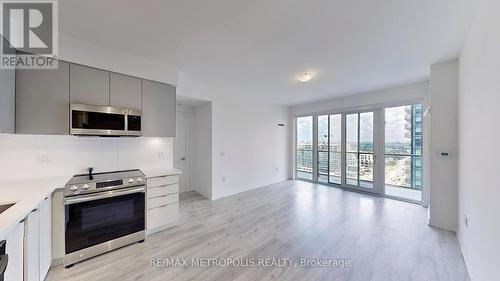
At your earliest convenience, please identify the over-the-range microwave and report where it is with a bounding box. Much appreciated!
[70,103,142,136]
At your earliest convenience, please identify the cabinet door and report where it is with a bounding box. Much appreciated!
[39,197,52,281]
[146,202,179,230]
[24,209,40,281]
[110,73,142,111]
[142,80,176,137]
[4,222,24,281]
[0,68,15,133]
[16,61,70,134]
[70,64,110,106]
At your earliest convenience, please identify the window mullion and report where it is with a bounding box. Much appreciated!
[357,113,361,186]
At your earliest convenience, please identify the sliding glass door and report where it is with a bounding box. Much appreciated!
[316,114,342,184]
[384,105,422,201]
[296,116,313,180]
[346,111,375,190]
[295,103,423,203]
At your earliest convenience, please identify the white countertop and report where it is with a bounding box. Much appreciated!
[0,176,70,239]
[141,168,182,178]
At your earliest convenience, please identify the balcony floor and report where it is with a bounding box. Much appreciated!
[385,184,422,202]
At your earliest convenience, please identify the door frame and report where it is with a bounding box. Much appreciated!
[175,110,191,193]
[292,97,427,205]
[341,109,383,196]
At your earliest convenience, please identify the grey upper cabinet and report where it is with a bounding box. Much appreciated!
[14,60,176,136]
[0,68,15,133]
[70,64,109,106]
[110,73,142,111]
[16,61,70,134]
[142,80,176,137]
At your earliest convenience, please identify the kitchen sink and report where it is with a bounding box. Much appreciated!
[0,203,15,215]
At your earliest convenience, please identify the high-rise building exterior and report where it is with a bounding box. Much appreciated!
[405,105,423,189]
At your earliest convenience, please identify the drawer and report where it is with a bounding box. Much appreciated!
[147,193,178,209]
[147,202,179,230]
[147,175,179,188]
[147,184,178,199]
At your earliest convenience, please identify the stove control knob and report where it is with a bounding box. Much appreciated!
[136,178,143,183]
[82,184,90,190]
[128,178,135,184]
[70,185,79,192]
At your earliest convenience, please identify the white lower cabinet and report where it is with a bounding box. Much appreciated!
[26,196,52,281]
[3,195,52,281]
[146,174,180,235]
[39,197,52,280]
[24,208,40,281]
[147,202,179,230]
[4,221,24,281]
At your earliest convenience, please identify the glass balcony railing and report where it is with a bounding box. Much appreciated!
[297,147,313,180]
[384,153,422,190]
[298,148,421,191]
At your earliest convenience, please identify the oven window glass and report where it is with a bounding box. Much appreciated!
[65,192,145,254]
[72,111,125,131]
[127,115,141,131]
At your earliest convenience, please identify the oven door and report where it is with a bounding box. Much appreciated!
[70,103,127,136]
[64,186,145,255]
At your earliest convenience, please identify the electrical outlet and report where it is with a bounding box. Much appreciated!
[222,176,226,183]
[158,151,164,159]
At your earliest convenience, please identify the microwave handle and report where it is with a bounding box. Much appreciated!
[64,186,145,205]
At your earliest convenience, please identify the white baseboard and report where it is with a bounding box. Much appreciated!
[456,231,474,281]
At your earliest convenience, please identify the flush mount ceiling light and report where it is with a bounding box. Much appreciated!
[296,72,314,82]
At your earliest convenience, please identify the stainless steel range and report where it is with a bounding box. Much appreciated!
[64,169,146,267]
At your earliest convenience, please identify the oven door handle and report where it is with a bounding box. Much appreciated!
[64,186,145,205]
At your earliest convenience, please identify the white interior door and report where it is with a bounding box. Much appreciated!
[174,112,188,193]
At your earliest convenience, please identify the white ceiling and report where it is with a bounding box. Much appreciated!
[59,0,475,106]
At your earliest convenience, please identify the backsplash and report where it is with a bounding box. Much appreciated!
[0,134,173,182]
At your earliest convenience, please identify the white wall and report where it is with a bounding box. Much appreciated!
[428,60,459,231]
[210,96,290,200]
[0,134,173,181]
[190,102,213,199]
[59,34,179,86]
[177,74,291,200]
[291,82,429,116]
[458,0,500,280]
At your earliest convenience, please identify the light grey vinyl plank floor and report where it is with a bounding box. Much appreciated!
[46,180,470,281]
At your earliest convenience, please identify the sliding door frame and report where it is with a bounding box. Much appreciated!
[292,97,428,206]
[341,109,383,195]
